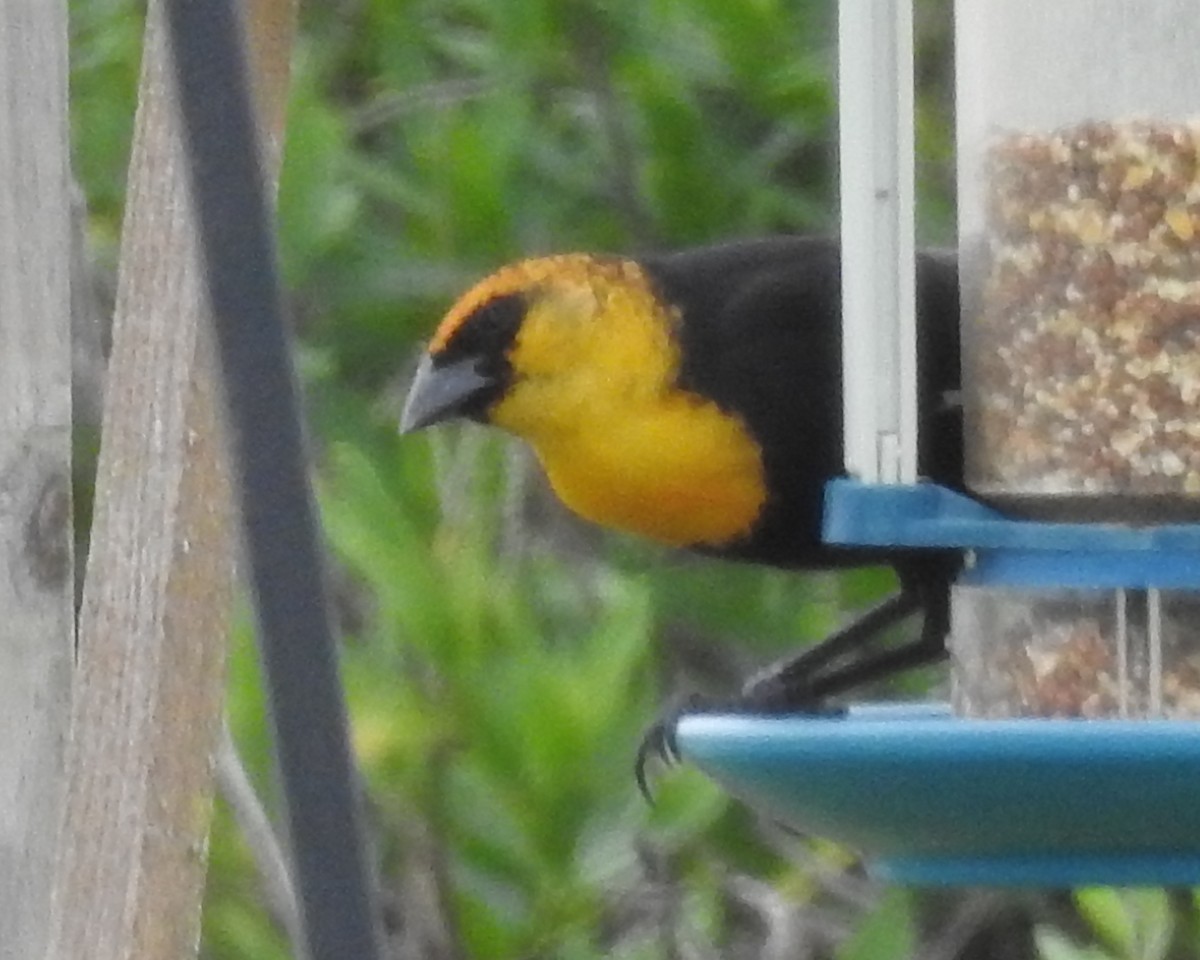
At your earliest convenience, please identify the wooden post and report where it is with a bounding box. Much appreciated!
[0,0,75,956]
[45,1,297,957]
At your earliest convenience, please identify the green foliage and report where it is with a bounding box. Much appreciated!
[1072,889,1174,960]
[836,888,916,960]
[323,440,656,957]
[1037,928,1122,960]
[70,0,141,247]
[267,0,849,393]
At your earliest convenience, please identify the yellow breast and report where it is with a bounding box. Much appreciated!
[513,391,768,548]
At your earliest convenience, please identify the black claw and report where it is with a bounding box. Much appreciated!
[632,683,852,802]
[633,693,709,803]
[634,719,675,804]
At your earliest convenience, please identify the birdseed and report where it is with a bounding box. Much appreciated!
[966,119,1200,519]
[951,587,1200,718]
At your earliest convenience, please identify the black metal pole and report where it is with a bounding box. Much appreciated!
[162,2,382,957]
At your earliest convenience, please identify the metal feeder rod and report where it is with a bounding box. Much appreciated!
[838,0,917,485]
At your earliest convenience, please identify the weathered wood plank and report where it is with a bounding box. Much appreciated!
[0,0,75,955]
[45,1,297,957]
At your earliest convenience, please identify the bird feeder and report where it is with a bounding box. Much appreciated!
[953,0,1200,720]
[676,0,1200,886]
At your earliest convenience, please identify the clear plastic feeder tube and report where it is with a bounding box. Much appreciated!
[953,586,1200,719]
[957,0,1200,520]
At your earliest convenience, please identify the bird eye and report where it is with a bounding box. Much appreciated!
[450,293,526,359]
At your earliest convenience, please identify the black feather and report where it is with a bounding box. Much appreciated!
[642,235,961,569]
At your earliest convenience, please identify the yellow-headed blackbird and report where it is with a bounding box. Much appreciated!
[402,236,961,782]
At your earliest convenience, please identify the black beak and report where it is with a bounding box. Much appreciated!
[400,353,497,433]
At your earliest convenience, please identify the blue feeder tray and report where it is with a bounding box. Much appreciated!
[679,481,1200,885]
[677,704,1200,887]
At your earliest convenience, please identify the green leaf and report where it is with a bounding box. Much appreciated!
[1036,926,1120,960]
[836,887,916,960]
[1074,888,1173,960]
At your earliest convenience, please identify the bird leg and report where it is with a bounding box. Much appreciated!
[635,584,953,799]
[738,590,923,709]
[770,601,948,704]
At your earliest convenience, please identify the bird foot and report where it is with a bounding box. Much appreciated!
[633,685,843,802]
[634,692,709,803]
[737,668,828,714]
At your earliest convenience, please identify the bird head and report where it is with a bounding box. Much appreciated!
[401,254,679,444]
[398,287,525,434]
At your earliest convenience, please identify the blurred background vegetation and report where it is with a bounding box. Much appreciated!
[68,0,1200,958]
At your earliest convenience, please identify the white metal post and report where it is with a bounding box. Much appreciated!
[838,0,917,484]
